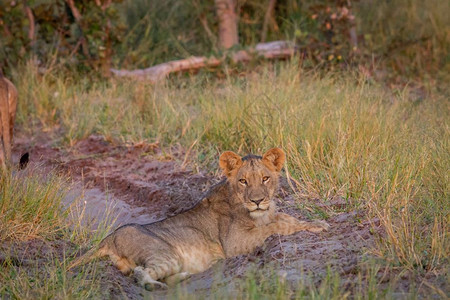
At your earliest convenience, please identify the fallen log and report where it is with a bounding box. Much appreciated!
[110,41,295,82]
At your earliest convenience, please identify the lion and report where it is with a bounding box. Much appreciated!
[69,148,329,290]
[0,71,18,170]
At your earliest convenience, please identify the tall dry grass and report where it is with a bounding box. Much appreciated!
[13,60,449,275]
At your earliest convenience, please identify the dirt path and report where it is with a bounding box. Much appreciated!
[13,134,382,299]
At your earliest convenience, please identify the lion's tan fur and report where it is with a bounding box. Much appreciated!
[70,148,329,290]
[0,73,18,170]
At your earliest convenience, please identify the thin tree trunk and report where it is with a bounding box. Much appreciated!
[22,1,36,46]
[349,26,358,50]
[215,0,239,49]
[66,0,90,59]
[261,0,277,42]
[66,0,81,21]
[96,0,113,77]
[102,19,112,77]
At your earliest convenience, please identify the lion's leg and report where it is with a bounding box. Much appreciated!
[164,272,191,286]
[297,220,330,233]
[134,256,181,290]
[0,142,6,171]
[134,266,168,291]
[0,124,6,171]
[109,253,134,275]
[274,213,330,234]
[3,120,11,162]
[8,91,17,145]
[0,94,10,162]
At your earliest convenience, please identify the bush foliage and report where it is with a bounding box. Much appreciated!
[0,0,125,74]
[1,0,448,79]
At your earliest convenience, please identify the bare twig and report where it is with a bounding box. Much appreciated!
[199,14,217,45]
[95,0,112,11]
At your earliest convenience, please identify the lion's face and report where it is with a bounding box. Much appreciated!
[219,148,285,218]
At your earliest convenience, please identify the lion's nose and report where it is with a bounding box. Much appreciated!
[251,199,264,206]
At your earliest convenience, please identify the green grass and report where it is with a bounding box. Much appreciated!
[16,60,449,270]
[0,257,101,299]
[0,168,67,241]
[169,261,407,299]
[113,0,449,81]
[2,0,448,297]
[3,59,448,298]
[356,0,450,80]
[0,168,115,298]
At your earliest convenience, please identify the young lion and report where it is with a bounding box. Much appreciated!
[0,71,18,170]
[70,148,329,290]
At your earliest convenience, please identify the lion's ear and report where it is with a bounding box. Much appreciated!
[219,151,243,177]
[262,148,285,172]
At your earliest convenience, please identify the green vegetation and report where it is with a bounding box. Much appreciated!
[0,256,101,299]
[0,0,448,298]
[0,169,104,298]
[7,60,448,297]
[2,0,448,80]
[0,169,67,241]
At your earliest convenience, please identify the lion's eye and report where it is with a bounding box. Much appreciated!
[239,179,247,185]
[262,176,270,183]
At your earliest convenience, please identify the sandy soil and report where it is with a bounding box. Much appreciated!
[8,134,438,299]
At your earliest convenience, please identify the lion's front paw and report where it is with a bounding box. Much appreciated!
[144,281,168,291]
[307,220,330,233]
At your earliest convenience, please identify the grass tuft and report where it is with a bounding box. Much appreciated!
[0,168,67,241]
[0,169,117,299]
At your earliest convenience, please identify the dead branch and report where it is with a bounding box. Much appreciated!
[111,56,221,82]
[110,41,295,82]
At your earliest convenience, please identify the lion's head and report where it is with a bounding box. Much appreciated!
[219,148,285,219]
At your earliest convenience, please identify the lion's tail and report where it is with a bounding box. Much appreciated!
[67,238,109,271]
